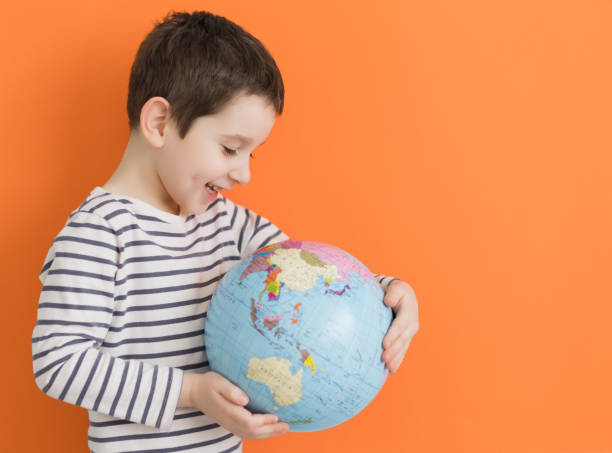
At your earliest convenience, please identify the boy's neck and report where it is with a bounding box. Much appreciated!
[102,131,179,215]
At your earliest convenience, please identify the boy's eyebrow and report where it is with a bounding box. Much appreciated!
[221,133,266,146]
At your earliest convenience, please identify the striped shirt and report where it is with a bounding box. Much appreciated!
[32,186,397,452]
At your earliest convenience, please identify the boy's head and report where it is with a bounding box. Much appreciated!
[127,10,284,139]
[118,10,283,217]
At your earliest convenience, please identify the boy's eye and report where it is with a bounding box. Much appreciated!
[222,146,238,156]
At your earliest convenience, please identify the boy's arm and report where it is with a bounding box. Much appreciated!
[229,202,288,259]
[32,211,182,431]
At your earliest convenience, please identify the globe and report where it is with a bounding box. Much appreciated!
[204,240,393,432]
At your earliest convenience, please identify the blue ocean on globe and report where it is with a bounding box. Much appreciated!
[204,240,393,432]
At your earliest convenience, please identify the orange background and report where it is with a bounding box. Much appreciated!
[1,1,611,452]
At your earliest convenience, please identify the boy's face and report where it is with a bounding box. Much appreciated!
[156,93,276,216]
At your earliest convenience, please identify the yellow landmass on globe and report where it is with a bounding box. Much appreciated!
[246,357,303,406]
[269,248,340,291]
[303,355,316,373]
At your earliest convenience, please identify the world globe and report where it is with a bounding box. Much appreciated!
[205,240,393,432]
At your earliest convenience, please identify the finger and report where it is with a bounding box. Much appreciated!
[251,413,280,425]
[251,421,290,439]
[383,312,410,349]
[386,338,412,373]
[383,283,402,309]
[382,319,404,349]
[243,413,289,439]
[382,331,410,365]
[217,381,249,406]
[388,348,408,374]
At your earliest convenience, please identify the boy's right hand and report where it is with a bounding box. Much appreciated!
[179,371,290,439]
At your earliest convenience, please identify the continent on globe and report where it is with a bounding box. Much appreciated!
[246,357,303,406]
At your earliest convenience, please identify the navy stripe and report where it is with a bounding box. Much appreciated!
[54,235,120,253]
[174,411,204,420]
[117,433,235,453]
[110,295,210,318]
[53,251,117,267]
[93,356,115,411]
[253,215,262,235]
[32,332,103,344]
[125,361,143,420]
[115,275,222,298]
[48,268,114,282]
[33,337,91,360]
[41,365,63,393]
[40,259,54,274]
[102,329,204,348]
[59,349,87,400]
[140,365,158,424]
[115,255,239,283]
[122,225,233,253]
[41,285,113,298]
[36,319,109,329]
[237,207,250,253]
[76,351,102,406]
[123,223,230,250]
[66,221,115,235]
[155,369,174,428]
[104,208,138,221]
[89,411,204,428]
[114,210,228,238]
[107,313,205,332]
[34,353,72,378]
[37,303,113,313]
[119,346,202,361]
[229,203,238,229]
[117,241,235,269]
[89,423,220,443]
[179,361,209,371]
[256,229,284,250]
[252,219,269,237]
[110,361,129,416]
[84,195,120,213]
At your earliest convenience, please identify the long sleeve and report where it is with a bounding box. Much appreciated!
[229,203,288,259]
[374,274,400,292]
[31,211,183,431]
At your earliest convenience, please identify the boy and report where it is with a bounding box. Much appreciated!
[32,10,419,452]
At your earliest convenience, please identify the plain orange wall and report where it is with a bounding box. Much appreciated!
[2,1,610,452]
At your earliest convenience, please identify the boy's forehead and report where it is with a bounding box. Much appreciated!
[208,95,276,145]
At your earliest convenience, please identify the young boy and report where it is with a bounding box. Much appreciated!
[32,10,419,453]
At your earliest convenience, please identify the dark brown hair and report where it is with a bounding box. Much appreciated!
[127,10,284,138]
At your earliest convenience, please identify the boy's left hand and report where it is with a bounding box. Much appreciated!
[381,280,420,373]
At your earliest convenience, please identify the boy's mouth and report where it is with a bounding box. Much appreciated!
[205,183,222,194]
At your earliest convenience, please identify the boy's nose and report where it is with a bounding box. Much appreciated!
[228,161,250,185]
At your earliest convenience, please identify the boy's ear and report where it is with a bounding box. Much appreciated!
[139,96,172,148]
